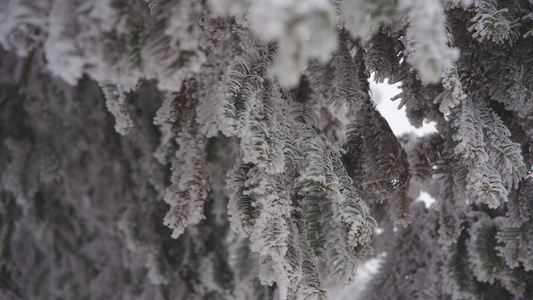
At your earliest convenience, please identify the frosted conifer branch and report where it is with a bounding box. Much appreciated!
[496,225,525,269]
[293,109,376,284]
[481,107,527,191]
[153,92,177,164]
[435,66,468,114]
[340,0,397,40]
[364,25,404,84]
[227,162,260,236]
[438,200,463,245]
[443,228,478,300]
[211,0,338,87]
[467,217,503,284]
[227,146,291,291]
[293,241,327,299]
[495,179,533,272]
[350,102,412,207]
[199,17,232,52]
[468,215,528,298]
[362,203,442,299]
[407,133,446,182]
[307,34,366,112]
[247,0,337,87]
[240,80,286,174]
[469,0,517,44]
[227,161,294,297]
[162,80,210,239]
[399,0,459,83]
[450,98,511,208]
[99,81,134,135]
[204,38,275,138]
[3,0,533,298]
[505,179,533,228]
[486,55,533,118]
[144,1,205,91]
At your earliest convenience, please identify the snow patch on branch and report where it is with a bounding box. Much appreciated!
[399,0,459,83]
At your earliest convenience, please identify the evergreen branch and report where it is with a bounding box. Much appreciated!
[307,32,366,112]
[99,81,134,135]
[349,101,412,213]
[467,217,503,284]
[162,80,210,239]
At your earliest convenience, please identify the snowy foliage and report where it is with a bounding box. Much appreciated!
[449,98,526,208]
[340,0,397,40]
[434,66,467,114]
[99,81,135,135]
[160,81,211,239]
[399,0,459,83]
[469,0,519,44]
[1,0,533,299]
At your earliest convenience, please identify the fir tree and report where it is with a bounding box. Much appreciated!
[1,0,533,299]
